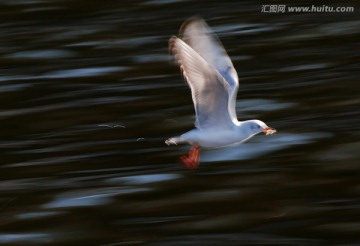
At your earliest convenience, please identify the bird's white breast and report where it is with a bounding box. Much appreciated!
[181,126,252,148]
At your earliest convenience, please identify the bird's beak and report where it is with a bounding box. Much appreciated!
[262,127,277,135]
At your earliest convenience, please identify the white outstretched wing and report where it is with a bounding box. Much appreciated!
[179,17,239,123]
[170,36,235,129]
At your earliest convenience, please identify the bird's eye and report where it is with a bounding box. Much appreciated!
[251,124,261,130]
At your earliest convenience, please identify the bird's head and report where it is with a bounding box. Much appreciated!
[247,119,277,135]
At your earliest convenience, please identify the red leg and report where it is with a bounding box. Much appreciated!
[180,144,200,169]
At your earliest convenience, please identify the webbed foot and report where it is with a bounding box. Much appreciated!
[180,144,200,169]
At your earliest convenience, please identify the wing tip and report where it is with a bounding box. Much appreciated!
[168,36,178,54]
[179,15,206,38]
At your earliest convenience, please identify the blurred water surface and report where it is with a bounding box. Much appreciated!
[0,0,360,245]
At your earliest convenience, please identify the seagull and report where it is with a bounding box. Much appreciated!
[166,17,276,169]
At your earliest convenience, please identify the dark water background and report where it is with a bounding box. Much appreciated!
[1,0,360,245]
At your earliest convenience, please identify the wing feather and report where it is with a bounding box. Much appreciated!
[169,37,234,129]
[179,17,239,122]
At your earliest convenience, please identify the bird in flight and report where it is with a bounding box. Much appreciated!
[166,17,276,169]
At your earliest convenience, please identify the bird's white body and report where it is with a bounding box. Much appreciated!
[167,120,272,148]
